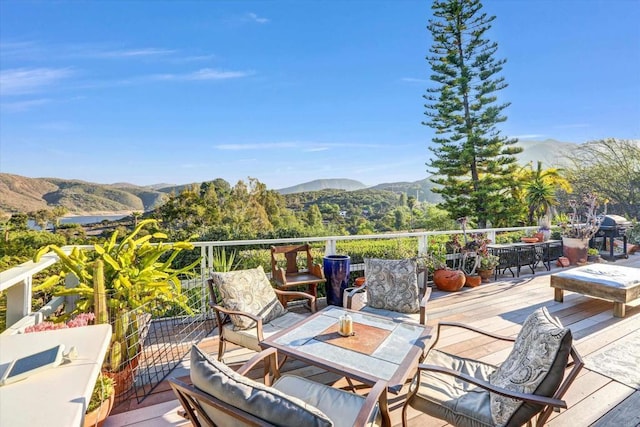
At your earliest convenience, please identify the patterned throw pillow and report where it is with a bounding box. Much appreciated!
[211,266,287,330]
[489,307,570,426]
[364,258,419,313]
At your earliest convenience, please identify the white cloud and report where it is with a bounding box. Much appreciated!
[0,98,51,112]
[246,13,270,24]
[153,68,253,81]
[0,68,74,95]
[216,142,297,150]
[89,48,176,58]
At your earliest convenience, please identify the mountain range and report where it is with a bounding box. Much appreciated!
[0,139,576,216]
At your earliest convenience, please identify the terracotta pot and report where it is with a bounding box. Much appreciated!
[533,232,544,242]
[84,391,114,427]
[433,269,465,292]
[477,269,494,283]
[464,274,482,287]
[105,352,140,398]
[562,237,589,265]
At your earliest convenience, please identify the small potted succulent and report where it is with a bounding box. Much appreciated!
[477,253,500,282]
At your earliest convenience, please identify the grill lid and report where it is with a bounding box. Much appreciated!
[599,215,631,229]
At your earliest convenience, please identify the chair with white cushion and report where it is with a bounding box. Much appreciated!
[208,265,316,361]
[170,345,389,427]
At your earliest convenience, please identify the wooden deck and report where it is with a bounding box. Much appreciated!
[104,256,640,427]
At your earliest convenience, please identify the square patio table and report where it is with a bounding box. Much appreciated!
[260,306,431,395]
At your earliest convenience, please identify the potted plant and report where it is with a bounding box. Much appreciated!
[33,219,200,398]
[537,215,552,242]
[477,253,500,282]
[425,245,465,292]
[559,193,605,265]
[627,221,640,254]
[587,248,601,263]
[84,375,115,427]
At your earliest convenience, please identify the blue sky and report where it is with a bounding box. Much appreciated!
[1,0,639,190]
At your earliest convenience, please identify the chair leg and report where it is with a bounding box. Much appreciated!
[217,337,226,361]
[308,283,318,298]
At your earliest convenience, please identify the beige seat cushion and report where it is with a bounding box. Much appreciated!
[221,311,306,352]
[365,258,419,313]
[274,375,381,427]
[410,349,496,427]
[212,266,287,330]
[359,305,423,324]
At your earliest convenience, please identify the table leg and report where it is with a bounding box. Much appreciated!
[613,302,626,318]
[554,288,564,303]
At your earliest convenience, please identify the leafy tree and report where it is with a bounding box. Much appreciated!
[563,139,640,220]
[522,161,571,224]
[424,0,522,228]
[7,213,29,235]
[30,209,52,230]
[306,204,324,229]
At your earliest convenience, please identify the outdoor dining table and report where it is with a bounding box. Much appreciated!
[488,239,562,278]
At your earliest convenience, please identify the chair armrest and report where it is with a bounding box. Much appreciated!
[417,364,567,409]
[274,289,317,312]
[310,262,325,279]
[425,320,515,356]
[353,379,390,427]
[272,267,287,285]
[209,303,265,340]
[237,348,281,386]
[210,303,263,324]
[437,321,516,342]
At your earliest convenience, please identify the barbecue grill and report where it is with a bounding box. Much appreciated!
[594,215,632,260]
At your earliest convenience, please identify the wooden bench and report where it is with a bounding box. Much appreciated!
[550,264,640,317]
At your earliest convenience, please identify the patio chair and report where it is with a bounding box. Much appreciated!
[402,307,583,427]
[170,345,389,427]
[208,266,316,361]
[344,258,431,325]
[270,244,326,301]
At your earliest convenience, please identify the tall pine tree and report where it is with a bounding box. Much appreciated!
[425,0,522,228]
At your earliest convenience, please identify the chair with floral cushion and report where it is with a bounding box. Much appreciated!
[344,258,431,325]
[402,307,584,427]
[170,345,389,427]
[208,265,316,361]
